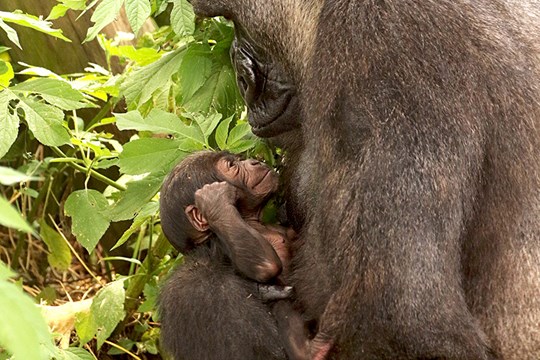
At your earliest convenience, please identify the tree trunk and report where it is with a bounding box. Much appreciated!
[0,1,155,74]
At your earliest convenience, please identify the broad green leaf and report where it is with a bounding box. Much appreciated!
[125,0,151,34]
[0,166,42,185]
[170,0,195,37]
[0,261,15,281]
[39,220,72,271]
[85,0,124,42]
[12,78,90,110]
[107,172,168,221]
[151,78,173,111]
[188,112,222,138]
[17,97,71,146]
[106,45,161,66]
[47,5,70,20]
[227,139,256,153]
[177,138,205,152]
[0,60,14,87]
[0,196,33,233]
[0,280,51,360]
[60,347,94,360]
[74,310,95,346]
[215,115,233,150]
[118,138,186,175]
[116,109,185,136]
[65,190,110,253]
[179,45,212,102]
[227,122,252,146]
[184,64,240,115]
[0,11,70,42]
[137,281,158,312]
[0,91,19,159]
[111,201,159,250]
[92,281,126,349]
[121,47,185,108]
[0,19,20,49]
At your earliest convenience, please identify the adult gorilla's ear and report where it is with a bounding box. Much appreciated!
[185,205,210,232]
[190,0,232,18]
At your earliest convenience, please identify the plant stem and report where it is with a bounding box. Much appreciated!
[51,147,126,191]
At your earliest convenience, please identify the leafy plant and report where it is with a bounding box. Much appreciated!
[0,1,276,358]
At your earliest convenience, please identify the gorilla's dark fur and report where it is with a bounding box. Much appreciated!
[161,1,540,359]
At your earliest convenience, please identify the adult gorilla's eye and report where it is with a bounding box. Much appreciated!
[231,40,258,104]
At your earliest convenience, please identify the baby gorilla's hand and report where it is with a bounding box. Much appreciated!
[194,182,239,224]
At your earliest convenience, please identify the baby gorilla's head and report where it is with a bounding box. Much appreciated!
[160,151,278,252]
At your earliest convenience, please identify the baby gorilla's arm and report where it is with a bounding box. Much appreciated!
[194,182,283,283]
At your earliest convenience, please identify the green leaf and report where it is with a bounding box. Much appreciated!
[0,11,70,42]
[0,60,14,87]
[116,109,184,136]
[170,0,195,37]
[118,138,186,175]
[0,279,52,360]
[188,112,222,138]
[0,196,33,233]
[121,47,185,108]
[111,202,158,250]
[179,45,213,102]
[47,5,70,21]
[107,172,167,221]
[60,347,95,360]
[177,137,205,152]
[106,45,161,66]
[0,91,19,159]
[75,310,96,346]
[39,220,72,271]
[0,166,42,185]
[17,97,71,146]
[137,281,158,312]
[85,0,125,42]
[0,19,20,49]
[65,190,110,253]
[0,261,15,281]
[227,139,256,153]
[227,122,252,146]
[92,280,126,349]
[184,64,240,115]
[125,0,151,34]
[215,115,233,150]
[12,78,90,110]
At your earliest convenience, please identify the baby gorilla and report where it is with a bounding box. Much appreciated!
[158,151,307,360]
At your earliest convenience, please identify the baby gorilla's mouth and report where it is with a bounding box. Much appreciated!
[251,169,271,190]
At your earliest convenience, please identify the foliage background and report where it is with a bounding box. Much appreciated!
[0,1,275,358]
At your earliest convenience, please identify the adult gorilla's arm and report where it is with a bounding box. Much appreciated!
[306,107,486,355]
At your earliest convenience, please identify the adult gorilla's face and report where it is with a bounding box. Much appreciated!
[191,1,323,138]
[230,27,300,138]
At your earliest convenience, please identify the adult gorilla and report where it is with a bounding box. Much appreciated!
[190,1,540,359]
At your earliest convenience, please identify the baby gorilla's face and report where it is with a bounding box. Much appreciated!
[215,155,279,208]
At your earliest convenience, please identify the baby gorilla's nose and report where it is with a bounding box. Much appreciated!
[247,159,261,166]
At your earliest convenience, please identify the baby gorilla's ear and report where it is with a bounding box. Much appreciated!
[185,205,209,232]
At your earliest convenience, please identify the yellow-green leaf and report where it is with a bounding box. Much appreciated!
[39,220,72,271]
